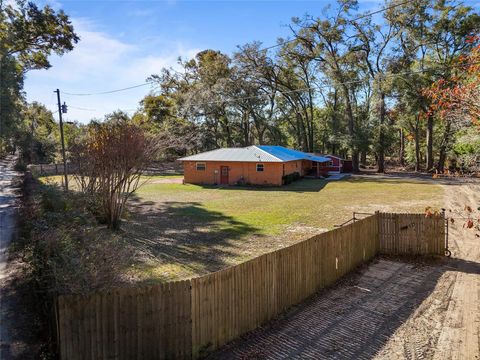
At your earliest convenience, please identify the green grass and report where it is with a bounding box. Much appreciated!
[38,173,444,282]
[125,177,443,283]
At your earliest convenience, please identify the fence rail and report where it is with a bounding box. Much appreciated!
[55,212,445,359]
[27,163,77,177]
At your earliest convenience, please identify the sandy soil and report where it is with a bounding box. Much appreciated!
[0,156,22,359]
[374,182,480,360]
[148,177,184,184]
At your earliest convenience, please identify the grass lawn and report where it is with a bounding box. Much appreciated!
[121,176,443,283]
[38,174,183,188]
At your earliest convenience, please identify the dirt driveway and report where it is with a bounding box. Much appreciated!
[0,156,21,359]
[209,182,480,359]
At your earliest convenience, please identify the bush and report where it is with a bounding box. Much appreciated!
[14,158,27,172]
[20,179,133,295]
[31,226,131,294]
[282,171,301,185]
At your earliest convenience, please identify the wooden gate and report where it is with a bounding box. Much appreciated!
[378,212,445,255]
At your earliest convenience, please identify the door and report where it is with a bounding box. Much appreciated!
[220,166,229,184]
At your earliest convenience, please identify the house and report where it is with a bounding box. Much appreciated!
[316,154,352,174]
[178,145,330,186]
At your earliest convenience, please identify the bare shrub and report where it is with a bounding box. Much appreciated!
[71,116,162,229]
[32,226,132,294]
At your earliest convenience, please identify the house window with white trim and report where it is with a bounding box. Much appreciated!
[196,162,206,171]
[256,163,264,172]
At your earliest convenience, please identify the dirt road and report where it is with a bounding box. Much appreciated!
[209,181,479,359]
[0,155,20,359]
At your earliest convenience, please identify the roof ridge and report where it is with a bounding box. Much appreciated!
[252,145,283,162]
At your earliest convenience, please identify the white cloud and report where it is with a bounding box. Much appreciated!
[24,18,200,123]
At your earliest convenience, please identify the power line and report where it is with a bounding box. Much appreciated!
[69,105,97,111]
[259,0,415,52]
[101,60,480,114]
[67,52,467,116]
[58,1,413,98]
[62,82,151,96]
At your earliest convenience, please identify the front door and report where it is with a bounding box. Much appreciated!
[220,166,229,184]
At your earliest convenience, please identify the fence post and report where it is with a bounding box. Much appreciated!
[375,211,380,252]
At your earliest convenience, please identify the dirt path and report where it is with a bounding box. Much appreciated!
[0,155,21,359]
[208,181,479,359]
[373,182,480,360]
[435,183,480,360]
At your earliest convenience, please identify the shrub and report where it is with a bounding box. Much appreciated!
[282,171,301,185]
[31,226,131,294]
[14,158,27,172]
[20,179,133,295]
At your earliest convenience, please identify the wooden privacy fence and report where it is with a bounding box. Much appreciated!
[378,212,445,256]
[55,213,445,360]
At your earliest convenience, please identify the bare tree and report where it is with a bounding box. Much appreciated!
[72,114,162,229]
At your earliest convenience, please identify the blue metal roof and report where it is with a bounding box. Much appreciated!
[257,146,330,163]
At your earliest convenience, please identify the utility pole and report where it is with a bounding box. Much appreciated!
[54,89,69,191]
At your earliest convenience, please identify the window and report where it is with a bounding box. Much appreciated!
[328,161,333,166]
[196,162,206,171]
[256,163,264,172]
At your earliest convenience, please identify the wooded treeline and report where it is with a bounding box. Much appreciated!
[1,0,479,173]
[137,0,479,172]
[0,0,79,165]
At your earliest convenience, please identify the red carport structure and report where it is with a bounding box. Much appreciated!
[315,154,352,174]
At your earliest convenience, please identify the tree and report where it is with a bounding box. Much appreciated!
[18,101,57,163]
[0,1,79,70]
[72,113,162,230]
[0,0,78,154]
[352,5,403,172]
[291,2,363,171]
[424,38,480,128]
[391,0,479,171]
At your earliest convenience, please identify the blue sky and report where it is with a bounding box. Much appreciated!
[24,0,479,123]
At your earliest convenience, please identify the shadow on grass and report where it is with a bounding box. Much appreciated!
[209,256,480,359]
[186,174,443,194]
[352,172,476,186]
[192,178,329,193]
[123,196,262,282]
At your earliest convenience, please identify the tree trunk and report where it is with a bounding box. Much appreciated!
[415,126,421,172]
[361,151,367,166]
[377,92,386,173]
[437,120,452,173]
[342,85,359,172]
[426,115,434,171]
[242,113,249,146]
[399,128,405,166]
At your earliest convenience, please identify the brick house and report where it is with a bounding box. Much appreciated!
[178,146,330,186]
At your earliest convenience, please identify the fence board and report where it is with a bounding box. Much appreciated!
[378,213,444,256]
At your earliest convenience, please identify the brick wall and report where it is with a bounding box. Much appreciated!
[183,160,310,186]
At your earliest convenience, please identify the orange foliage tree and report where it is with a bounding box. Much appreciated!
[423,36,480,127]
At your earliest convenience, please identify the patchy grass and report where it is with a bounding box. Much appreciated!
[38,174,443,283]
[38,174,183,189]
[124,177,443,283]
